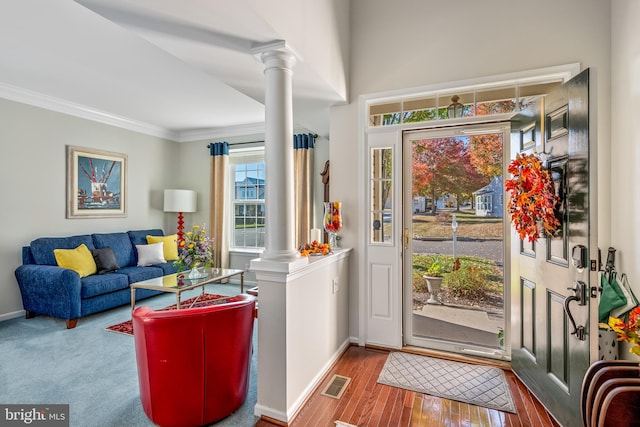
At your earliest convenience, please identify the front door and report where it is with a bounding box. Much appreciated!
[510,69,593,427]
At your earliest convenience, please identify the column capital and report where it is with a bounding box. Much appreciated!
[251,39,301,66]
[260,49,296,71]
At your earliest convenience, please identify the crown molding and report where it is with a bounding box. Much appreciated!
[176,122,265,142]
[0,81,270,143]
[0,82,179,141]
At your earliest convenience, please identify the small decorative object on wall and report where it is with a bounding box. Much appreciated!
[505,152,560,242]
[66,146,127,218]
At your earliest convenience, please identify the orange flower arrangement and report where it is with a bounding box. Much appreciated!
[324,201,343,233]
[599,307,640,357]
[299,240,332,257]
[505,153,561,242]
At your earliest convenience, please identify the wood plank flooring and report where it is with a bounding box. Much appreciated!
[255,345,560,427]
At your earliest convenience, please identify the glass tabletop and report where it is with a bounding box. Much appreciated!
[131,268,244,291]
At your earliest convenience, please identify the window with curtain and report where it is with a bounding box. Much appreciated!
[229,147,266,249]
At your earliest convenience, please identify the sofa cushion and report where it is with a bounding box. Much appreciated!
[92,247,120,274]
[116,265,165,283]
[30,235,95,266]
[54,244,98,278]
[80,273,130,298]
[154,261,180,276]
[92,233,135,269]
[147,234,179,261]
[128,229,164,247]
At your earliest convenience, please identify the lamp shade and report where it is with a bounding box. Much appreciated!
[163,189,197,213]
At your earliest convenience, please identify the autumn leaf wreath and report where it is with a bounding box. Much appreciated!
[505,153,561,242]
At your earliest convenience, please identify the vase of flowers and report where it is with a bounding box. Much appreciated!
[323,201,343,248]
[174,224,214,279]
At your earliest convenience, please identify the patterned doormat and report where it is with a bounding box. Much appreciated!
[377,352,516,413]
[105,293,227,336]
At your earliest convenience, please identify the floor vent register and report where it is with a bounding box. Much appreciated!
[320,374,351,399]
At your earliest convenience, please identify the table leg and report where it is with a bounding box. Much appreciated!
[131,288,136,312]
[241,272,244,293]
[176,293,181,309]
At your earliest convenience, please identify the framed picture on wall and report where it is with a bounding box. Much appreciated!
[66,145,127,218]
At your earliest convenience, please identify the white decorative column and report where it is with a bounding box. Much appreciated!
[249,45,352,425]
[250,46,307,422]
[259,49,303,264]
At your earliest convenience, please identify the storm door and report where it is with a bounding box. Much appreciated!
[403,123,509,359]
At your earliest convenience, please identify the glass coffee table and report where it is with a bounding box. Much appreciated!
[130,268,244,311]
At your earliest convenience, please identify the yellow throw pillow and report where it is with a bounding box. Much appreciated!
[146,234,179,261]
[54,244,97,278]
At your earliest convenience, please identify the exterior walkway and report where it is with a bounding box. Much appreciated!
[413,304,503,350]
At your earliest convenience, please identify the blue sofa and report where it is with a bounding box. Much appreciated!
[14,229,179,329]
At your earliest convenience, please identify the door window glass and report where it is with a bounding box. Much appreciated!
[371,147,392,244]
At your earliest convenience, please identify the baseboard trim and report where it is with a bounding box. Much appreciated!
[0,310,25,322]
[254,405,287,424]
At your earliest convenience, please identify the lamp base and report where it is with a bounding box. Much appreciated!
[176,212,185,242]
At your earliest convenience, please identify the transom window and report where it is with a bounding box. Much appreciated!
[369,80,562,127]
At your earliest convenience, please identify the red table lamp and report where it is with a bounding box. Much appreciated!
[163,189,197,242]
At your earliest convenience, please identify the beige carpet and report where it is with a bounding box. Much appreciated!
[377,352,516,413]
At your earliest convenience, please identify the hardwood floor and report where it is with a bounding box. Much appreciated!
[255,345,561,427]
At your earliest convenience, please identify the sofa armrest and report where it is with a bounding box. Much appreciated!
[14,265,82,320]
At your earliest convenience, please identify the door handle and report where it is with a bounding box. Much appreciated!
[563,281,587,341]
[403,228,409,250]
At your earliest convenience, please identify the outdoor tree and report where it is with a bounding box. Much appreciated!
[454,147,488,210]
[468,133,503,178]
[412,137,487,212]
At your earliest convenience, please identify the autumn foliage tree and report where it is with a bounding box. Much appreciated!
[412,137,487,212]
[468,133,503,178]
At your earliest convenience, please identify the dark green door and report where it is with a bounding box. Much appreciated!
[510,69,591,427]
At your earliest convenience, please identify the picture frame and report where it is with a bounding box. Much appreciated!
[66,145,127,218]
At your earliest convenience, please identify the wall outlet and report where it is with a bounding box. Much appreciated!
[332,278,339,294]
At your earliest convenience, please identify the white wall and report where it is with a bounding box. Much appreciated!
[0,98,179,319]
[334,0,612,341]
[611,0,640,357]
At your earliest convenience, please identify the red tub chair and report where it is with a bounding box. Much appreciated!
[133,294,256,427]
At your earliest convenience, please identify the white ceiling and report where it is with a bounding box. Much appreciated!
[0,0,347,141]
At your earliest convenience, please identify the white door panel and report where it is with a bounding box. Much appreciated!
[364,130,402,348]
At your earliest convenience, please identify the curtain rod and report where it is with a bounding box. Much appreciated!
[207,134,319,148]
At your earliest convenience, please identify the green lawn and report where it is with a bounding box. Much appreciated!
[412,210,503,239]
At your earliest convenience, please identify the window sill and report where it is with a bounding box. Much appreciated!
[229,248,264,255]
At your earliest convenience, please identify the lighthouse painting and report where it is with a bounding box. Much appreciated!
[66,146,127,218]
